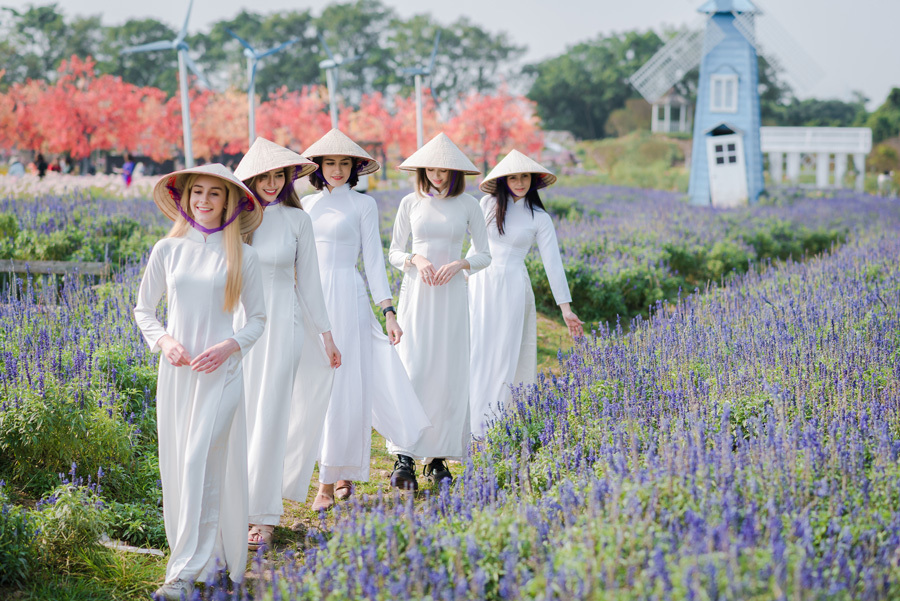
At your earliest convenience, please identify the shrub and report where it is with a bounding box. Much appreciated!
[0,487,39,587]
[34,484,109,568]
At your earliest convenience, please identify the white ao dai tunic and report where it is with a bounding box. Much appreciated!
[236,204,332,522]
[305,185,429,483]
[467,196,571,437]
[134,230,265,584]
[388,192,491,460]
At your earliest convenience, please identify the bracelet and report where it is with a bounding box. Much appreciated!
[382,305,396,317]
[407,253,417,265]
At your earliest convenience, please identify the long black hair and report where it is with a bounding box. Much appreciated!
[493,175,546,235]
[308,156,360,190]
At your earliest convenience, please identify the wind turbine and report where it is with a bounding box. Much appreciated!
[120,0,210,168]
[226,30,300,147]
[399,31,441,149]
[317,32,361,129]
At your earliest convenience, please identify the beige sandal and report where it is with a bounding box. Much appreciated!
[311,492,334,512]
[334,480,353,500]
[248,524,274,550]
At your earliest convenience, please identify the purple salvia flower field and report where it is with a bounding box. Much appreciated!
[0,186,898,598]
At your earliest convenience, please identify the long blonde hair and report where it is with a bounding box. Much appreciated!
[166,173,245,313]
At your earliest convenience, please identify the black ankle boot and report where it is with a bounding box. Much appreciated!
[424,458,452,486]
[390,454,418,491]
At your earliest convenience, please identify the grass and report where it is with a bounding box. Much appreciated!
[6,311,575,600]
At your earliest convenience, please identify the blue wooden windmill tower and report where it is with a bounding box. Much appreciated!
[629,0,819,207]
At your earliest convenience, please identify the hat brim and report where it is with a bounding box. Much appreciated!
[153,165,263,235]
[480,171,558,195]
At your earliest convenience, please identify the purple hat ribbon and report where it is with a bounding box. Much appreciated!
[166,179,255,234]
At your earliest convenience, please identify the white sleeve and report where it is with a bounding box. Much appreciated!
[464,195,491,274]
[466,195,494,260]
[359,195,393,304]
[231,247,267,354]
[133,242,170,353]
[535,211,572,305]
[388,195,413,272]
[294,212,331,334]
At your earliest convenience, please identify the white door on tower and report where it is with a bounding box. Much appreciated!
[706,133,748,207]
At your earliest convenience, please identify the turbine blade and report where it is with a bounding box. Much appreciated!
[249,61,258,94]
[226,28,255,54]
[427,30,441,72]
[260,38,299,58]
[177,0,195,44]
[121,40,174,54]
[182,50,211,89]
[317,32,336,61]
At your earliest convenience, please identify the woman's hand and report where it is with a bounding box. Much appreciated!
[433,259,468,286]
[191,338,240,373]
[384,312,403,345]
[322,331,342,368]
[158,334,192,367]
[560,303,585,339]
[411,254,437,286]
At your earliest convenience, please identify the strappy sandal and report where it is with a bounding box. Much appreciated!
[334,480,353,500]
[248,524,274,550]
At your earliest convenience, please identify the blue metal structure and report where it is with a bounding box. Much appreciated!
[688,0,763,205]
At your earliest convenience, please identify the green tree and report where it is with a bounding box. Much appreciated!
[388,13,525,104]
[96,18,180,95]
[768,96,868,128]
[0,4,103,85]
[193,10,321,98]
[525,30,663,139]
[866,88,900,144]
[312,0,397,102]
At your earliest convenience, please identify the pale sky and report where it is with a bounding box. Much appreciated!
[9,0,900,108]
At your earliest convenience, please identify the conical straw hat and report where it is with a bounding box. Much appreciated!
[152,163,263,235]
[301,129,380,176]
[398,133,480,175]
[479,150,557,195]
[234,137,317,182]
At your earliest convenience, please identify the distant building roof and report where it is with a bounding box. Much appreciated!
[698,0,759,14]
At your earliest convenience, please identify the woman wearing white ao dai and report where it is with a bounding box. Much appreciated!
[305,183,429,484]
[134,165,265,590]
[467,151,583,437]
[238,204,333,521]
[388,189,492,460]
[467,197,571,435]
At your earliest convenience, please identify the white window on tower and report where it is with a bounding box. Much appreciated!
[710,74,739,113]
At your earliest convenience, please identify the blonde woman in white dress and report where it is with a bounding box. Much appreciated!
[387,133,491,488]
[467,150,583,438]
[134,164,265,600]
[302,129,430,508]
[233,138,341,549]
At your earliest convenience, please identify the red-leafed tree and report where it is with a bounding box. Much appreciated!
[390,91,440,161]
[256,86,332,152]
[191,88,248,160]
[445,86,544,172]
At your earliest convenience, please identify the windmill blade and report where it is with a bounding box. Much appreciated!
[182,50,212,89]
[732,8,823,92]
[426,31,442,73]
[260,38,299,59]
[338,54,362,68]
[249,60,259,94]
[226,28,257,56]
[121,39,174,54]
[317,32,336,61]
[629,17,724,104]
[176,0,195,45]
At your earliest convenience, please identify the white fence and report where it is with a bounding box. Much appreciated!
[760,127,872,190]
